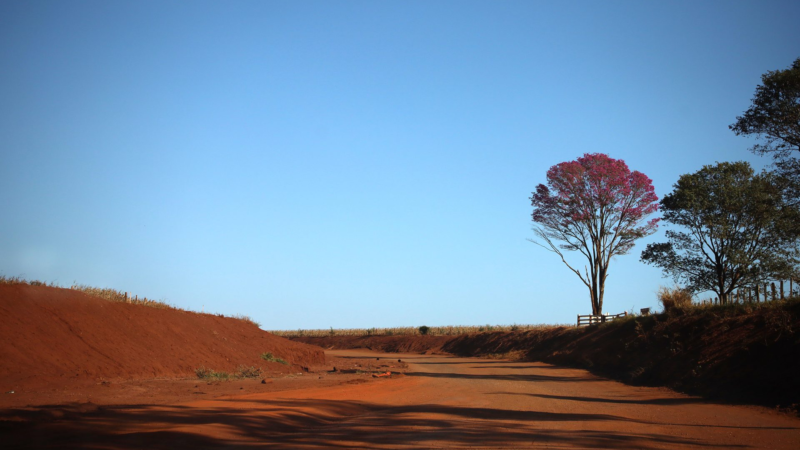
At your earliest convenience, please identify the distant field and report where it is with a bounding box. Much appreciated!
[270,323,564,338]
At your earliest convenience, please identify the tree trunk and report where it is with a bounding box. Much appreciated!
[597,265,606,315]
[589,284,599,315]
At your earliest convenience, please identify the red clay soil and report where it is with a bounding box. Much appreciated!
[0,284,325,393]
[2,283,798,448]
[3,350,800,449]
[292,300,800,412]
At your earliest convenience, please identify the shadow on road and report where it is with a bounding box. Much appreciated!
[404,370,602,383]
[0,397,753,449]
[506,392,706,406]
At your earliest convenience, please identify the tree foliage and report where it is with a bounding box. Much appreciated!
[730,57,800,200]
[641,162,798,304]
[530,153,659,315]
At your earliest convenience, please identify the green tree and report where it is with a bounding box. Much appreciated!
[730,57,800,200]
[641,162,798,304]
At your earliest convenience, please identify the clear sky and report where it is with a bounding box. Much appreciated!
[1,1,798,330]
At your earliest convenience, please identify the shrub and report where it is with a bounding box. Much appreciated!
[657,285,693,312]
[418,325,430,335]
[195,366,231,381]
[261,352,288,365]
[235,365,263,378]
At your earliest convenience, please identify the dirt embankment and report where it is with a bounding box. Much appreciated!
[0,284,325,390]
[293,300,800,410]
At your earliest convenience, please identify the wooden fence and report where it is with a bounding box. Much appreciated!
[698,279,798,306]
[577,311,628,327]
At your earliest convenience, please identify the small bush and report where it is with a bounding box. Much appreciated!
[418,325,430,335]
[261,352,288,365]
[235,365,263,379]
[195,366,231,381]
[658,286,693,312]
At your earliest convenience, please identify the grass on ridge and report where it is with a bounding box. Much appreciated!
[231,314,261,327]
[0,275,259,327]
[270,323,564,338]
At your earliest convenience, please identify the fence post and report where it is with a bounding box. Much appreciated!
[771,283,777,301]
[577,314,579,327]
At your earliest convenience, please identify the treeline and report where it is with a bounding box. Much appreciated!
[531,57,800,311]
[642,58,800,305]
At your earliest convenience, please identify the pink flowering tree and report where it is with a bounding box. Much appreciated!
[530,153,659,315]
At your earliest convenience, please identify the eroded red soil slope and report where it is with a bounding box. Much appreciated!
[293,300,800,411]
[0,284,324,391]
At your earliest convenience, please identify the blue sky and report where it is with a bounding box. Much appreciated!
[1,1,798,329]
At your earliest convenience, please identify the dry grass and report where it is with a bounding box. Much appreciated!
[0,275,259,326]
[195,366,231,381]
[195,365,264,381]
[657,285,694,312]
[0,276,60,287]
[270,323,561,338]
[234,365,263,379]
[70,284,176,310]
[231,314,261,328]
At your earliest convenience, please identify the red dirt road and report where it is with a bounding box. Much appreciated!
[3,349,799,449]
